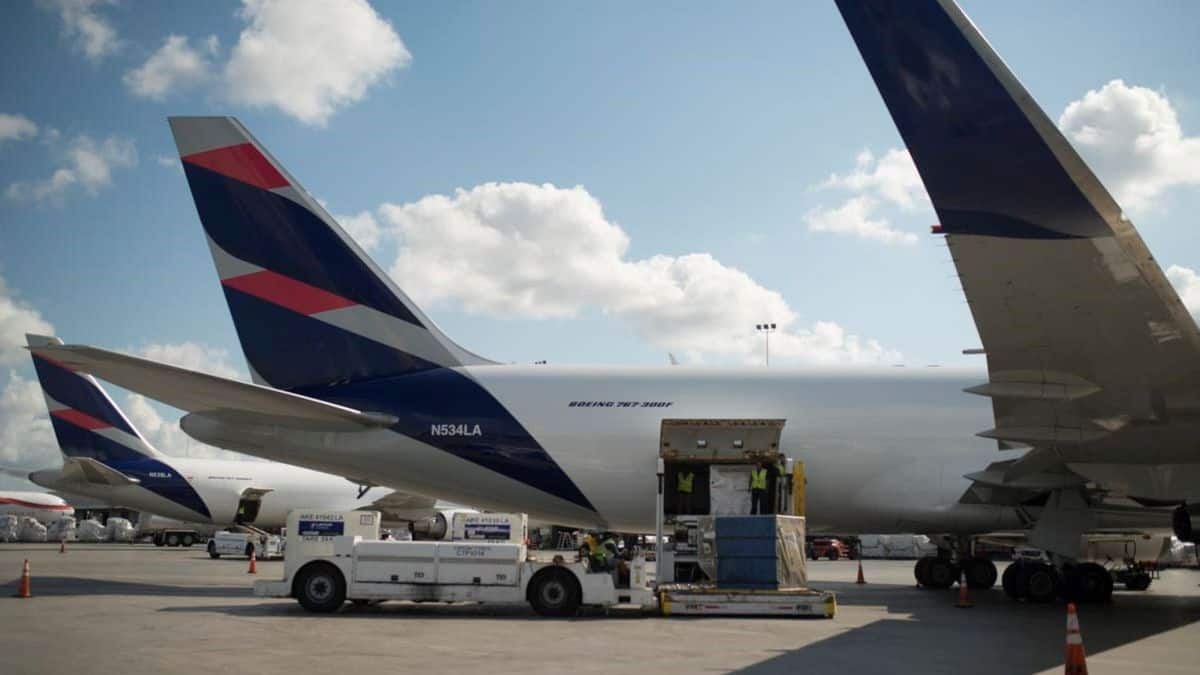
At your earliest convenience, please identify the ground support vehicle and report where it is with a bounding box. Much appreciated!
[208,525,283,559]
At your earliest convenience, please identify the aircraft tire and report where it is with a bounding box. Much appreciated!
[924,558,958,589]
[166,533,180,547]
[1024,563,1059,603]
[1064,563,1112,603]
[207,541,220,559]
[182,534,195,547]
[1002,561,1025,599]
[963,557,998,589]
[914,556,934,587]
[1125,573,1151,591]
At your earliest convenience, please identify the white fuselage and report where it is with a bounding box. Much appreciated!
[184,365,1032,534]
[0,491,74,523]
[33,458,393,529]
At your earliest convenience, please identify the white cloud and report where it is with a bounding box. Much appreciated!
[380,182,899,365]
[123,35,219,101]
[804,196,918,245]
[40,0,120,62]
[0,114,38,145]
[1167,265,1200,321]
[6,134,137,202]
[134,342,243,380]
[0,274,55,368]
[336,210,382,250]
[223,0,411,126]
[0,372,58,470]
[1059,80,1200,212]
[806,148,927,245]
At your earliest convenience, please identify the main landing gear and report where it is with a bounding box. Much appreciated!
[1001,560,1112,603]
[914,555,997,590]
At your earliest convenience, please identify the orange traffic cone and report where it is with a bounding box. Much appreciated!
[955,571,973,608]
[13,559,32,598]
[1065,603,1089,674]
[247,551,257,574]
[856,559,866,584]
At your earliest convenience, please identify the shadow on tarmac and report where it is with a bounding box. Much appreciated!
[1,576,249,598]
[735,578,1200,675]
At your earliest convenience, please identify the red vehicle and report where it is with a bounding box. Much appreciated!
[808,538,851,560]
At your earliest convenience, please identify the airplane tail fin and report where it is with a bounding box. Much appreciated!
[169,117,493,393]
[27,334,165,462]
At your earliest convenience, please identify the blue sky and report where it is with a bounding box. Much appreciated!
[3,1,1200,476]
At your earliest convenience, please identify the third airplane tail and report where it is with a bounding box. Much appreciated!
[168,116,493,393]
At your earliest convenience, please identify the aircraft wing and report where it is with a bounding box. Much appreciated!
[29,343,398,432]
[836,0,1200,502]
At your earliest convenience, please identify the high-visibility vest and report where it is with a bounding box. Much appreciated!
[750,467,768,491]
[677,471,695,494]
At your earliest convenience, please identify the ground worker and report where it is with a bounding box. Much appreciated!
[676,467,695,514]
[750,461,771,515]
[584,533,609,572]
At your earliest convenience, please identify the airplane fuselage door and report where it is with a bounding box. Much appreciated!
[235,487,274,525]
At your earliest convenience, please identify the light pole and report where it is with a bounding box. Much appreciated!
[755,323,777,366]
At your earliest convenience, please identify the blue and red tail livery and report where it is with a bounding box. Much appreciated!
[169,117,488,392]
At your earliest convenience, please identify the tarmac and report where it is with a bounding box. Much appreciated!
[2,544,1199,674]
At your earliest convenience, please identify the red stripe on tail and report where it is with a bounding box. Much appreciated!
[182,143,289,190]
[50,408,111,431]
[222,270,358,315]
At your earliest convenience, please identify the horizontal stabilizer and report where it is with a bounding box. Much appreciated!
[61,457,141,487]
[28,342,398,432]
[977,426,1110,445]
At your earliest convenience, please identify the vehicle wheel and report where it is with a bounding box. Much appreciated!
[529,569,581,617]
[1064,562,1112,603]
[1002,561,1025,599]
[1124,573,1151,592]
[207,541,220,559]
[166,533,180,547]
[296,563,346,613]
[154,536,166,547]
[1024,563,1059,603]
[182,534,195,547]
[245,542,255,558]
[963,557,998,590]
[914,556,934,586]
[827,550,839,561]
[924,558,958,589]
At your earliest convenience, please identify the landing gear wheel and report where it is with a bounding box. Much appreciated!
[154,536,166,547]
[182,534,195,547]
[924,558,959,590]
[1064,563,1113,603]
[529,569,581,617]
[1002,561,1023,599]
[1125,573,1152,591]
[207,541,220,559]
[1024,563,1060,603]
[914,556,933,586]
[166,533,180,547]
[296,563,346,613]
[963,557,998,589]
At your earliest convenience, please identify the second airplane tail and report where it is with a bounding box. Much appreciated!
[168,116,492,394]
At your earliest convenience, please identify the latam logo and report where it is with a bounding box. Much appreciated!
[431,423,482,437]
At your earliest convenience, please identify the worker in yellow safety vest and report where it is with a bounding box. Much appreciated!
[676,468,695,515]
[749,461,771,515]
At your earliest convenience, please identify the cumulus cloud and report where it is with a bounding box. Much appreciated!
[805,148,926,245]
[223,0,411,126]
[1059,80,1200,212]
[0,372,59,470]
[0,114,38,145]
[0,275,55,368]
[380,182,898,365]
[39,0,120,61]
[6,134,137,202]
[1167,265,1200,321]
[123,35,219,101]
[336,210,382,250]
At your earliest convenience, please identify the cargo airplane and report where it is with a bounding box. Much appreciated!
[18,335,448,539]
[33,0,1200,603]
